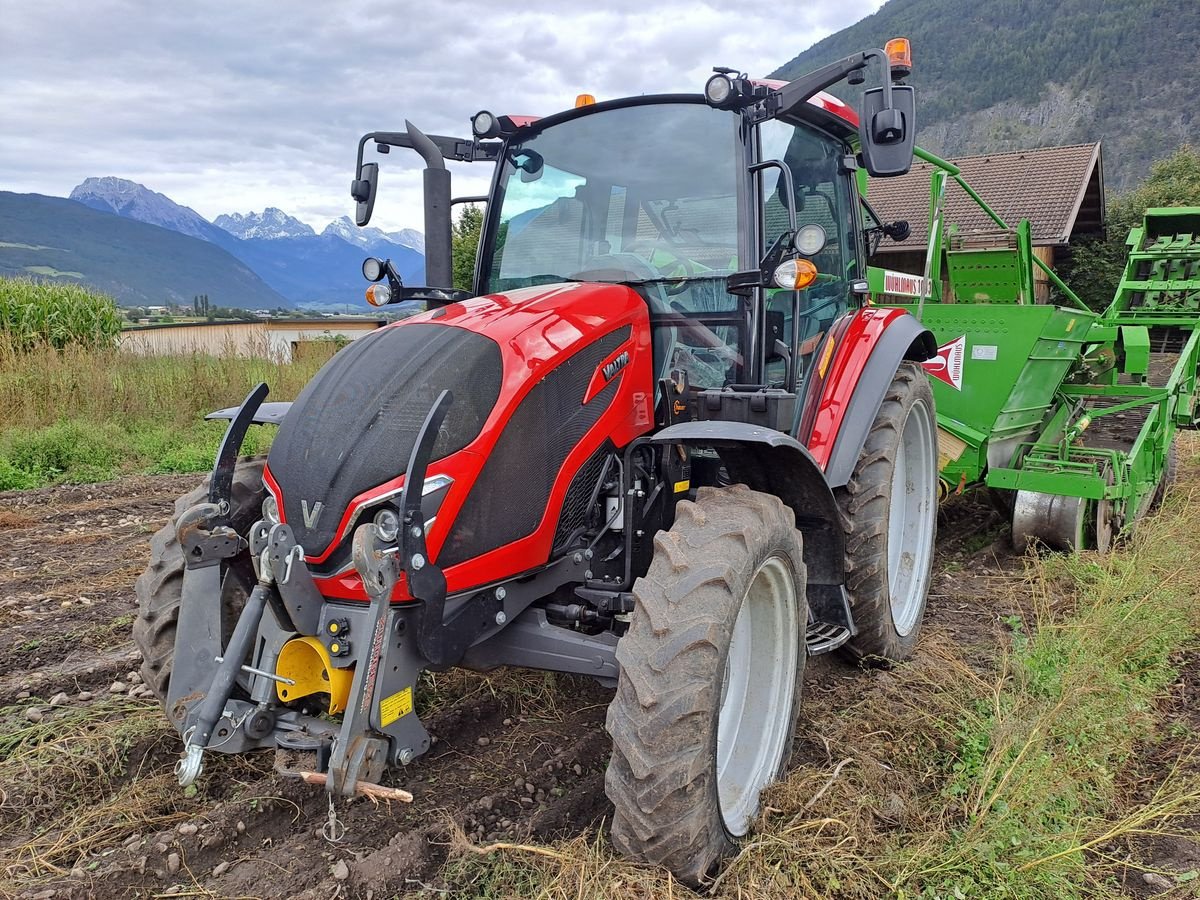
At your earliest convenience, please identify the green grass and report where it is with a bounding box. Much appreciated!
[0,331,326,489]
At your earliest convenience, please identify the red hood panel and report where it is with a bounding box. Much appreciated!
[304,281,656,600]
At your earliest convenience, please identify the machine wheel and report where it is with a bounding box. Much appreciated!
[835,362,937,663]
[605,485,807,887]
[132,459,266,700]
[1150,441,1179,511]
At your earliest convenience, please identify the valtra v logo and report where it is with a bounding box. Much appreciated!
[923,335,966,391]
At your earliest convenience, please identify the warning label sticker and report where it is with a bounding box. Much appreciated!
[380,686,413,727]
[971,344,998,361]
[923,335,966,391]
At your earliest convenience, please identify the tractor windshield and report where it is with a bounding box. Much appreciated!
[482,100,745,387]
[483,101,741,312]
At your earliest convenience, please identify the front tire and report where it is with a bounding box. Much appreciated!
[132,459,266,700]
[835,362,937,663]
[604,485,807,887]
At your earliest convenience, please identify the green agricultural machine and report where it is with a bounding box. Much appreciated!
[869,149,1200,550]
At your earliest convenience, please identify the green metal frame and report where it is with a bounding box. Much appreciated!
[867,151,1200,542]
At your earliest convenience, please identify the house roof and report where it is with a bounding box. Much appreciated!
[866,142,1104,253]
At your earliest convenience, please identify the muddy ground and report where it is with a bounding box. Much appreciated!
[0,474,1194,898]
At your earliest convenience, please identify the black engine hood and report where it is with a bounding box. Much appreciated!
[266,322,502,559]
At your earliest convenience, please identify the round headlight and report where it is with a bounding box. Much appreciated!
[362,257,385,282]
[704,73,734,107]
[472,110,499,139]
[794,224,828,256]
[374,508,400,543]
[262,495,279,525]
[773,258,819,291]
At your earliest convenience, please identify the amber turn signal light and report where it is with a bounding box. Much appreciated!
[772,258,818,291]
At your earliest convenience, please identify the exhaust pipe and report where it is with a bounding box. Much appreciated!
[405,120,453,290]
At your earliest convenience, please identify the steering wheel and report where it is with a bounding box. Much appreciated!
[624,242,698,295]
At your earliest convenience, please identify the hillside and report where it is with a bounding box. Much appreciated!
[772,0,1199,190]
[0,192,288,308]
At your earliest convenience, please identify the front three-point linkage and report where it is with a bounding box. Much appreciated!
[174,384,273,787]
[326,389,457,796]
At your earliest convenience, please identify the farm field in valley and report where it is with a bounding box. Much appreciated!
[1,437,1198,899]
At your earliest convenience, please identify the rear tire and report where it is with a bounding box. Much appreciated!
[835,362,937,663]
[133,459,266,700]
[605,484,807,887]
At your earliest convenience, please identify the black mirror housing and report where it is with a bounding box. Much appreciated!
[859,85,916,177]
[353,162,379,226]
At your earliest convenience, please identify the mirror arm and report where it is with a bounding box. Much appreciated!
[770,49,892,120]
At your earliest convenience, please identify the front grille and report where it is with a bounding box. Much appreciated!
[553,445,612,551]
[439,326,629,568]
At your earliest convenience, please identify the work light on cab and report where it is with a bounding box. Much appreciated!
[704,72,734,107]
[471,110,500,139]
[362,257,385,282]
[795,224,827,256]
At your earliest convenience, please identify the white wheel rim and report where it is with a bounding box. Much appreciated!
[887,398,936,637]
[716,556,799,836]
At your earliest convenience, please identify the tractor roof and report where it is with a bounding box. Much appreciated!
[501,83,860,136]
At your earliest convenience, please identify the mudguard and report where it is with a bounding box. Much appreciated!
[810,308,936,488]
[649,421,851,629]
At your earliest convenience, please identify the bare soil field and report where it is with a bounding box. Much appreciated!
[0,459,1196,898]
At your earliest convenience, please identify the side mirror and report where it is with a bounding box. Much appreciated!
[351,162,379,226]
[858,85,916,177]
[884,220,911,241]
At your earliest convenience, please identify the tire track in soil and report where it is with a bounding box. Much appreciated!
[1,476,1020,898]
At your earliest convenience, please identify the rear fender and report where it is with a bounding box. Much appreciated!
[806,308,935,488]
[649,422,851,630]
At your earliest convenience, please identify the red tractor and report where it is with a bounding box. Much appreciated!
[135,41,937,885]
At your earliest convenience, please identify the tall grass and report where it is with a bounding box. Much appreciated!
[0,336,326,489]
[0,278,122,350]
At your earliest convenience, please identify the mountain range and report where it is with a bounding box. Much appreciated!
[0,178,427,309]
[5,0,1193,306]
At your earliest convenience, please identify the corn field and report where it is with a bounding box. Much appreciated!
[0,277,122,351]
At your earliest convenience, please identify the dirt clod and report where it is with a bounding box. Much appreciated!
[332,859,350,881]
[165,852,180,875]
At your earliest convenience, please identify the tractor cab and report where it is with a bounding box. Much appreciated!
[351,43,916,423]
[476,96,863,398]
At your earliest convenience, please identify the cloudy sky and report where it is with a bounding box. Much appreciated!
[1,1,884,234]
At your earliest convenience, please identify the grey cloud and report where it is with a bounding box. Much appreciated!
[1,0,884,232]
